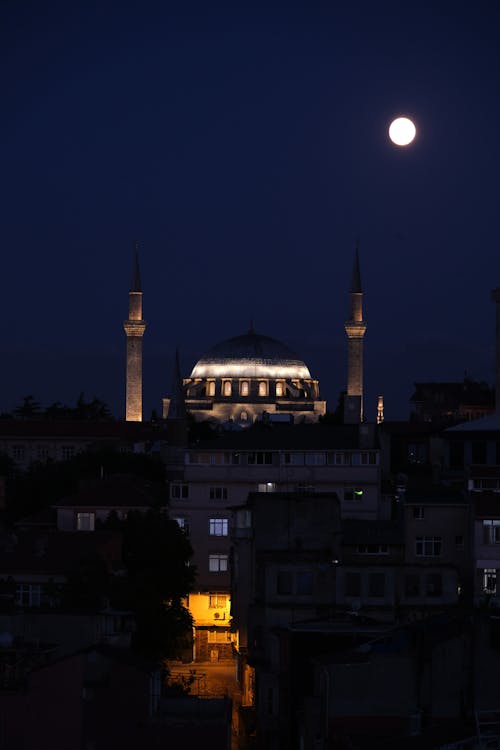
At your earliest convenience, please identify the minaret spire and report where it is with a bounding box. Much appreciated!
[123,243,146,422]
[344,243,367,423]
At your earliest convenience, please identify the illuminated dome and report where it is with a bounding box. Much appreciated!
[190,330,312,380]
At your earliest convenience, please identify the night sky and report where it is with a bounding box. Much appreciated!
[2,1,500,421]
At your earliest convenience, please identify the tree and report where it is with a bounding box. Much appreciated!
[14,395,41,419]
[105,510,196,660]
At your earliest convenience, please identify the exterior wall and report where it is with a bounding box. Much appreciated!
[170,446,381,593]
[56,506,144,531]
[194,627,234,662]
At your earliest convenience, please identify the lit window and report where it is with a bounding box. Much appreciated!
[240,381,249,396]
[209,554,229,572]
[344,488,364,502]
[223,381,232,397]
[209,594,227,608]
[415,536,442,557]
[209,487,228,500]
[484,568,497,594]
[207,381,216,396]
[257,482,276,493]
[76,512,95,531]
[258,381,267,397]
[16,584,41,608]
[207,629,232,643]
[209,518,228,536]
[171,483,189,500]
[276,382,283,397]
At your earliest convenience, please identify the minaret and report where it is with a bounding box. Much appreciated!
[123,244,146,422]
[344,244,367,423]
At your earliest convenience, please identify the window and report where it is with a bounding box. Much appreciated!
[209,594,227,608]
[37,446,49,461]
[207,381,216,396]
[240,381,249,396]
[296,571,313,595]
[171,483,189,500]
[284,452,304,466]
[209,487,228,501]
[257,482,277,493]
[357,544,389,555]
[305,452,326,466]
[275,382,284,397]
[277,571,293,595]
[209,518,228,536]
[248,452,272,465]
[62,445,75,460]
[425,573,442,597]
[174,518,190,535]
[405,574,420,597]
[413,506,425,520]
[368,573,385,598]
[240,411,248,421]
[209,554,228,572]
[77,512,95,531]
[12,446,25,461]
[344,488,364,502]
[258,381,267,397]
[224,452,240,465]
[449,441,464,469]
[415,536,442,557]
[483,520,500,544]
[222,381,232,397]
[484,568,497,594]
[16,584,41,608]
[472,441,487,465]
[235,509,251,528]
[455,535,464,550]
[207,629,232,643]
[344,572,361,597]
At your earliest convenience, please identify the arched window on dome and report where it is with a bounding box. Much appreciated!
[275,382,284,397]
[258,381,268,397]
[223,381,232,397]
[240,411,248,422]
[207,381,216,397]
[240,381,249,397]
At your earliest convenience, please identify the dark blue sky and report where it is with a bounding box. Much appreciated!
[2,1,499,420]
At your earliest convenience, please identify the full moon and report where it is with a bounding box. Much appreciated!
[389,117,416,146]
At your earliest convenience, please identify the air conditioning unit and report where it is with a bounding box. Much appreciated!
[213,612,225,620]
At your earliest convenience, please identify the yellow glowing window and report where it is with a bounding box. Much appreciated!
[276,382,283,397]
[208,381,216,396]
[223,381,232,397]
[241,381,249,396]
[258,381,267,397]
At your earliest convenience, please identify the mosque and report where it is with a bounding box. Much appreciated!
[123,246,370,426]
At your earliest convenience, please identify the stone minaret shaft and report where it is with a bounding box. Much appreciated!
[344,245,367,423]
[124,246,146,422]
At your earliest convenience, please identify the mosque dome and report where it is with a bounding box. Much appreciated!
[190,329,312,380]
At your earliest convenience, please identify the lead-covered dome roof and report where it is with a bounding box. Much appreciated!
[190,329,312,380]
